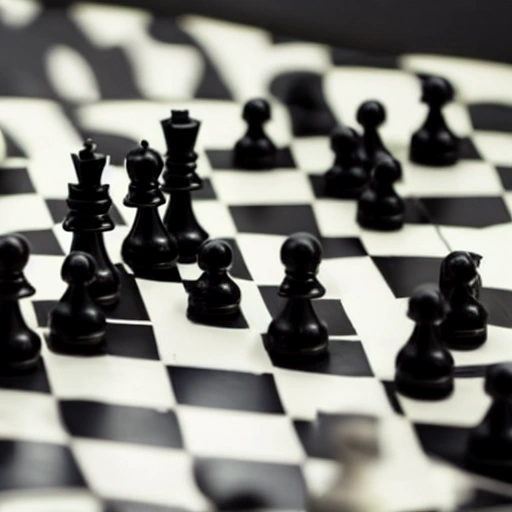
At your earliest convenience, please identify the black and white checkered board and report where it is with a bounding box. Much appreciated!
[1,1,512,511]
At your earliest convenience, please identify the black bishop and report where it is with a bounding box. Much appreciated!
[64,139,120,308]
[161,110,209,263]
[395,284,454,400]
[264,233,328,361]
[0,234,41,373]
[324,126,368,198]
[410,76,460,166]
[48,251,106,354]
[122,140,179,278]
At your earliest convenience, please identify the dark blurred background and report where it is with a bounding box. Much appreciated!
[40,0,512,63]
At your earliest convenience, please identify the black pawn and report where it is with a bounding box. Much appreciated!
[0,234,41,372]
[48,252,106,354]
[356,100,395,173]
[410,76,460,166]
[439,251,482,300]
[161,110,209,263]
[466,363,512,482]
[324,126,368,199]
[65,139,120,308]
[122,140,178,278]
[264,233,328,361]
[187,240,241,322]
[438,251,487,350]
[234,98,277,170]
[395,284,454,400]
[357,158,404,231]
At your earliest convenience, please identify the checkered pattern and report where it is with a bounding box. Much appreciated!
[1,1,512,511]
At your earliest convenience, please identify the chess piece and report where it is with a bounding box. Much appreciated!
[356,100,395,173]
[324,126,368,198]
[308,418,387,512]
[187,239,241,322]
[277,72,337,136]
[48,251,106,354]
[466,363,512,483]
[233,98,278,169]
[439,251,482,300]
[264,233,328,360]
[410,76,460,166]
[0,234,41,372]
[395,284,454,400]
[438,251,487,350]
[64,139,120,308]
[122,140,179,278]
[357,158,404,231]
[161,110,209,263]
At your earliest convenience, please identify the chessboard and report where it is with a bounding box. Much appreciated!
[1,1,512,511]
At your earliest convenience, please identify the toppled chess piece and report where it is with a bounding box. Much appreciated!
[234,98,278,169]
[410,76,460,166]
[466,363,512,483]
[161,110,209,263]
[0,234,41,373]
[187,239,241,323]
[438,251,487,350]
[48,251,106,354]
[122,140,179,278]
[395,284,454,400]
[357,158,404,231]
[324,126,368,198]
[264,232,328,361]
[64,139,120,308]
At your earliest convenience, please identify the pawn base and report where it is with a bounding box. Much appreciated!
[357,210,404,231]
[440,327,487,351]
[395,372,454,401]
[187,302,241,323]
[0,353,41,374]
[94,291,120,309]
[264,335,329,362]
[124,259,178,280]
[409,141,459,167]
[48,331,106,356]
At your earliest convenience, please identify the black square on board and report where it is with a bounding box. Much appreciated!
[0,440,85,490]
[480,287,512,328]
[496,166,512,190]
[320,237,368,258]
[459,137,482,160]
[194,458,306,510]
[468,104,512,133]
[106,323,160,360]
[0,358,50,393]
[230,205,320,236]
[0,167,35,194]
[205,147,296,170]
[418,197,511,228]
[59,400,183,448]
[372,256,443,298]
[168,366,284,413]
[17,229,64,256]
[105,500,185,512]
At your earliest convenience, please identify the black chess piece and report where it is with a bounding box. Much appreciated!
[324,126,368,198]
[395,284,454,400]
[277,72,337,136]
[122,140,179,278]
[438,251,488,350]
[233,98,278,169]
[187,239,241,322]
[356,100,395,173]
[356,158,404,231]
[48,251,106,354]
[264,232,328,361]
[161,110,209,263]
[0,234,41,373]
[439,251,483,300]
[410,76,460,166]
[466,363,512,483]
[64,139,120,308]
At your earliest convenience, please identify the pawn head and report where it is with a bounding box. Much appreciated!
[444,251,479,284]
[0,234,30,275]
[198,239,233,273]
[330,126,359,154]
[356,100,386,128]
[408,283,448,324]
[281,232,322,274]
[485,363,512,401]
[422,76,455,106]
[61,251,96,285]
[372,157,402,183]
[243,98,271,124]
